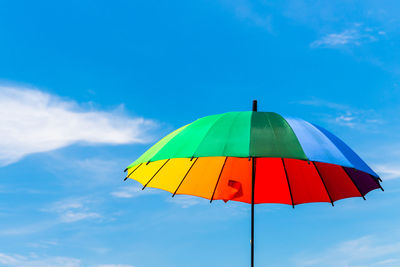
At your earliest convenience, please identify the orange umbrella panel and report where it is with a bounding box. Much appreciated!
[125,157,380,206]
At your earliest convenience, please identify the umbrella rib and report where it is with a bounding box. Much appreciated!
[312,162,334,206]
[172,157,199,197]
[124,163,143,181]
[281,158,295,209]
[142,159,170,190]
[342,167,366,200]
[210,157,228,203]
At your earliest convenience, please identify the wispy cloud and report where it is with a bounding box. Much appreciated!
[0,252,81,267]
[111,184,161,198]
[41,155,128,187]
[295,98,384,129]
[294,235,400,267]
[0,221,58,236]
[311,29,357,48]
[98,265,135,267]
[310,24,384,48]
[0,252,135,267]
[0,85,157,166]
[219,0,272,31]
[112,185,202,207]
[373,164,400,180]
[167,195,203,208]
[297,99,349,110]
[334,112,358,128]
[44,197,101,223]
[26,240,58,249]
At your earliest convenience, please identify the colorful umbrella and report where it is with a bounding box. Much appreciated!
[124,100,383,267]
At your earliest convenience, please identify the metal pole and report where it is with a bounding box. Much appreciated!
[252,100,257,113]
[251,157,255,267]
[251,100,257,267]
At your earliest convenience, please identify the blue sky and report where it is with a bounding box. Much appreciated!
[0,0,399,266]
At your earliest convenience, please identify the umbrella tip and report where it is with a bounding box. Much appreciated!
[252,100,257,112]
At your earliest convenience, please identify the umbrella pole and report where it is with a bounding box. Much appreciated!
[251,100,257,267]
[251,157,255,267]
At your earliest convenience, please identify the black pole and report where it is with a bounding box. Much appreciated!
[251,158,256,267]
[251,100,257,267]
[252,100,257,113]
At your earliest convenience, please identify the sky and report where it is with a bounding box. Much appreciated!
[0,0,399,266]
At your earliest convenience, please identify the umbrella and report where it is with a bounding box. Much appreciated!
[124,100,383,267]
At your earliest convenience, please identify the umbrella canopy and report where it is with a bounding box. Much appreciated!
[125,109,382,206]
[124,101,383,267]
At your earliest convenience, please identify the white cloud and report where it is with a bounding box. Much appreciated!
[219,0,272,31]
[0,85,157,166]
[335,113,357,128]
[311,29,360,47]
[42,156,127,187]
[0,221,58,236]
[296,99,349,110]
[0,253,81,267]
[111,184,161,198]
[295,98,384,129]
[44,198,101,223]
[294,235,400,267]
[26,240,58,249]
[112,185,205,207]
[167,195,202,208]
[0,252,135,267]
[373,164,400,180]
[311,26,381,48]
[60,211,100,223]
